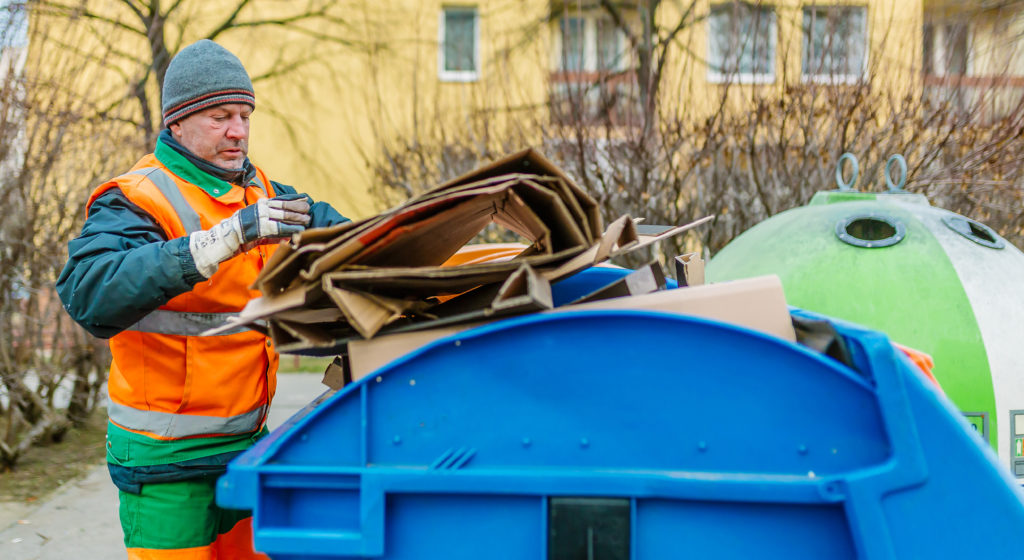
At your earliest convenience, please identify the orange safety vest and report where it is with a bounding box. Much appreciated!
[87,154,280,441]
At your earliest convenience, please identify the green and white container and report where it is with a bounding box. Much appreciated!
[707,189,1024,479]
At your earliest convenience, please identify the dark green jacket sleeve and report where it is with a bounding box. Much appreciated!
[57,189,207,339]
[58,185,350,339]
[271,181,350,228]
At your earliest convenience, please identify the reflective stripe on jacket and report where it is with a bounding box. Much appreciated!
[87,154,280,440]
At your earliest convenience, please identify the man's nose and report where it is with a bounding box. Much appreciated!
[225,115,248,140]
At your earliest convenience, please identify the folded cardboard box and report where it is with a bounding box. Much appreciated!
[336,275,795,388]
[209,149,711,347]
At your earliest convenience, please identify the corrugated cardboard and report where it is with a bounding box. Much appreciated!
[567,262,666,305]
[675,253,705,287]
[208,149,713,348]
[342,275,795,384]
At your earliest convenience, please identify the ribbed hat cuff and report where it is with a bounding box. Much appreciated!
[162,89,255,126]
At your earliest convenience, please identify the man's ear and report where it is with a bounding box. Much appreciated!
[168,122,182,139]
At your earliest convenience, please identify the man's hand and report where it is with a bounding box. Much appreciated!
[189,194,311,278]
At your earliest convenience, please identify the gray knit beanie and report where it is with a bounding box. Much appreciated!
[161,39,255,126]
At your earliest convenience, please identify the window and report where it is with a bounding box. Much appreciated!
[559,17,585,71]
[946,22,969,76]
[595,18,622,72]
[439,6,479,82]
[556,15,625,73]
[922,21,968,76]
[707,2,777,84]
[0,1,28,51]
[802,6,867,83]
[551,14,633,126]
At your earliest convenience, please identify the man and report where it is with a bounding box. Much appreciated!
[57,39,348,559]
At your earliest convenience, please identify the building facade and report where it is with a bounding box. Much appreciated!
[18,1,1024,218]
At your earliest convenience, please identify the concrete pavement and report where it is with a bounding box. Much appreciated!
[0,373,329,560]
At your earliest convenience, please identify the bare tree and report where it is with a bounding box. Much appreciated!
[0,0,367,468]
[0,2,136,468]
[28,0,362,143]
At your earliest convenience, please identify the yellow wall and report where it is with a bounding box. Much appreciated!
[27,1,1018,219]
[262,0,925,215]
[967,8,1024,76]
[235,0,554,217]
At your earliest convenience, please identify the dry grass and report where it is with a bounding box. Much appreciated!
[0,408,107,503]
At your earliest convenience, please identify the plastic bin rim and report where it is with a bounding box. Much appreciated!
[226,307,897,491]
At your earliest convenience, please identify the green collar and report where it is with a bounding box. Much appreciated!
[154,139,236,198]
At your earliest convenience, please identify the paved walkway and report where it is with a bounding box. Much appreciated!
[0,373,329,560]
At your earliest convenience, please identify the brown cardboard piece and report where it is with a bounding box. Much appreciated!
[567,262,666,305]
[322,356,350,390]
[675,253,705,287]
[212,148,713,346]
[262,212,703,343]
[343,275,795,384]
[432,148,602,241]
[277,263,555,354]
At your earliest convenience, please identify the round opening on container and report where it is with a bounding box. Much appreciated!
[942,216,1005,249]
[835,215,906,248]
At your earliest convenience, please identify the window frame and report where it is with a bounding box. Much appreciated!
[438,5,480,83]
[706,2,778,85]
[801,5,869,85]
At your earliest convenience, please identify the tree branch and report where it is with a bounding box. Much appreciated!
[203,0,256,41]
[599,0,639,51]
[31,1,147,36]
[162,0,190,19]
[117,0,146,23]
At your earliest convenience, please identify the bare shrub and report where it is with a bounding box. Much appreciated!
[0,3,137,468]
[363,1,1024,267]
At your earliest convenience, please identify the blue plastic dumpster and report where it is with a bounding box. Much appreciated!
[218,274,1024,559]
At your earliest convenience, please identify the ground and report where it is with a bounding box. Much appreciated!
[0,357,332,506]
[0,408,107,504]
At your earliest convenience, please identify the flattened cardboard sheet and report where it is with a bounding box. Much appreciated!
[347,325,477,384]
[255,218,369,293]
[323,285,416,339]
[432,149,602,240]
[343,275,794,382]
[229,213,709,347]
[319,247,577,298]
[675,253,705,287]
[202,283,321,336]
[568,262,666,305]
[493,264,553,311]
[229,149,713,351]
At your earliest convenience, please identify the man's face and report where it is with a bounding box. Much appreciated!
[168,103,251,169]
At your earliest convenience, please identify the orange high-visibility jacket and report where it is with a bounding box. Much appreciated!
[87,154,280,441]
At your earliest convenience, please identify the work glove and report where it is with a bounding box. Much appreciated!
[189,194,311,278]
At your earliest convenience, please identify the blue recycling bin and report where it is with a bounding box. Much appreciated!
[218,272,1024,559]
